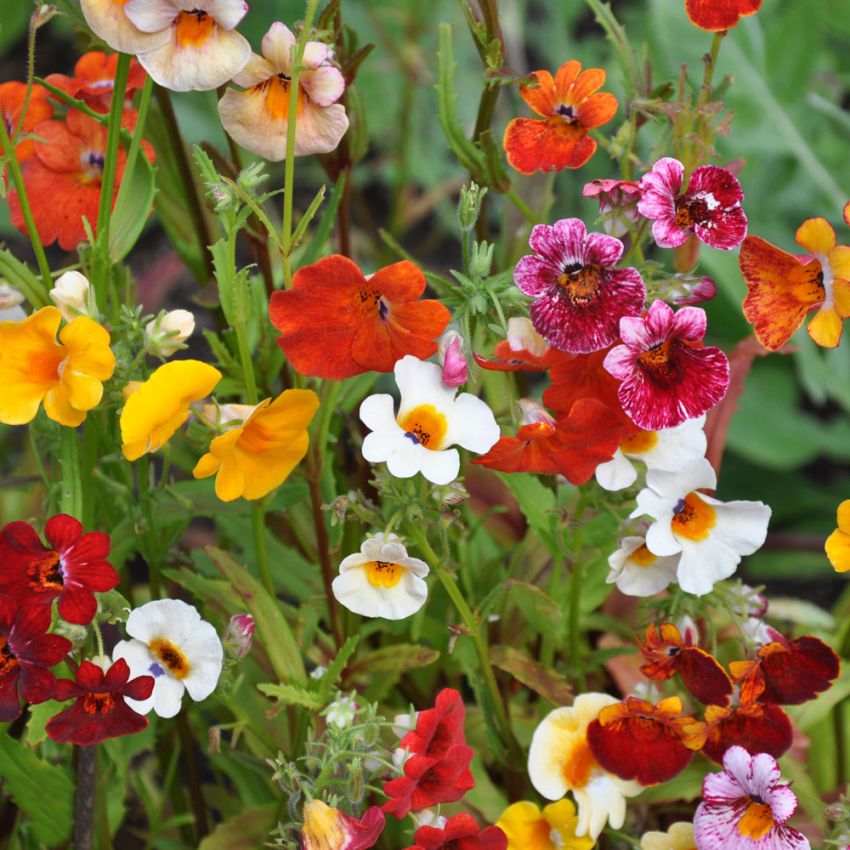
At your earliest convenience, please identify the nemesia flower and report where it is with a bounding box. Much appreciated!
[640,822,696,850]
[693,747,809,850]
[399,688,467,760]
[123,0,251,92]
[44,52,148,112]
[514,218,645,353]
[0,306,114,427]
[0,81,53,162]
[332,532,429,620]
[606,535,680,597]
[218,22,349,160]
[497,800,594,850]
[668,274,718,306]
[145,308,196,357]
[638,158,747,251]
[301,800,385,850]
[438,330,468,387]
[503,60,618,174]
[405,814,506,850]
[359,356,500,485]
[698,697,792,764]
[112,599,224,718]
[586,695,705,785]
[192,388,319,501]
[270,256,450,380]
[740,220,850,350]
[685,0,762,32]
[474,317,559,372]
[633,457,771,596]
[80,0,171,54]
[47,658,153,745]
[603,300,730,431]
[49,271,97,322]
[0,596,72,721]
[120,359,222,461]
[223,613,254,659]
[0,514,119,625]
[595,415,707,491]
[528,693,642,839]
[826,500,850,573]
[582,178,641,237]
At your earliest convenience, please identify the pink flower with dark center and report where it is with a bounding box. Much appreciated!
[638,158,747,251]
[694,746,809,850]
[514,218,646,353]
[603,300,729,430]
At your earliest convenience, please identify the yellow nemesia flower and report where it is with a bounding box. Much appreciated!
[640,822,695,850]
[0,306,114,427]
[120,360,221,461]
[825,499,850,573]
[498,800,595,850]
[193,388,319,501]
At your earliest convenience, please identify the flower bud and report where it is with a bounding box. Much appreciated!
[438,330,468,387]
[146,309,195,357]
[517,398,555,426]
[224,613,254,659]
[469,241,494,279]
[324,694,358,729]
[506,317,549,357]
[457,181,488,233]
[0,282,26,322]
[50,271,96,322]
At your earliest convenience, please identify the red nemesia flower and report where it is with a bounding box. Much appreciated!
[503,60,618,174]
[474,318,559,372]
[399,687,467,758]
[47,658,153,745]
[639,623,733,707]
[301,800,385,850]
[0,81,53,163]
[638,158,747,251]
[0,514,119,625]
[45,51,147,113]
[586,696,705,785]
[0,595,72,721]
[269,256,450,380]
[473,398,624,484]
[603,299,730,430]
[698,698,792,764]
[685,0,762,32]
[405,813,507,850]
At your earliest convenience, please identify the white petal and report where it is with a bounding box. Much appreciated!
[706,497,771,557]
[126,599,201,644]
[338,552,368,573]
[149,675,186,718]
[81,0,171,52]
[644,516,683,557]
[442,393,500,454]
[124,0,177,32]
[261,21,296,72]
[231,53,276,87]
[645,457,716,500]
[196,0,248,30]
[292,101,349,156]
[332,568,427,620]
[362,428,404,464]
[676,539,740,596]
[359,393,397,432]
[637,416,707,471]
[386,442,427,479]
[301,64,345,106]
[595,450,638,491]
[418,449,460,485]
[395,356,456,415]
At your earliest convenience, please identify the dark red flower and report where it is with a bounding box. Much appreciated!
[0,514,119,625]
[400,687,467,759]
[0,595,71,721]
[405,813,507,850]
[46,658,153,746]
[699,699,792,764]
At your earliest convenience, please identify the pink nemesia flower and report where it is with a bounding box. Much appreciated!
[694,746,809,850]
[514,218,646,353]
[669,274,718,306]
[582,178,641,237]
[638,158,747,251]
[603,300,730,430]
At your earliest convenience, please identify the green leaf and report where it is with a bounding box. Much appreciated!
[349,643,440,675]
[198,805,277,850]
[497,473,557,550]
[109,148,156,262]
[300,171,347,267]
[490,645,572,706]
[0,246,48,308]
[318,635,360,702]
[257,682,323,710]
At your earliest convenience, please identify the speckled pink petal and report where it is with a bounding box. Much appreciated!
[514,254,561,296]
[584,231,625,267]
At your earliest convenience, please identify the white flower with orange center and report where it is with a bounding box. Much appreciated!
[218,22,349,160]
[332,533,429,620]
[123,0,251,92]
[595,415,707,491]
[640,821,696,850]
[528,693,642,840]
[359,355,500,485]
[632,457,771,596]
[606,534,680,597]
[112,599,223,718]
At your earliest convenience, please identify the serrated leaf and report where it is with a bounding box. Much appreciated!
[257,682,323,710]
[490,645,572,706]
[349,643,440,675]
[318,635,360,702]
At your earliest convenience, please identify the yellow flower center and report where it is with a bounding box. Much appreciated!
[629,544,657,567]
[738,801,775,840]
[620,429,658,454]
[556,264,603,307]
[397,404,448,450]
[671,492,716,541]
[364,560,404,588]
[148,638,191,680]
[174,10,216,47]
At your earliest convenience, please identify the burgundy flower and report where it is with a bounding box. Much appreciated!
[514,218,645,353]
[400,687,467,759]
[582,178,641,236]
[637,157,747,250]
[0,595,72,721]
[46,658,153,746]
[405,813,507,850]
[0,514,119,624]
[603,299,730,430]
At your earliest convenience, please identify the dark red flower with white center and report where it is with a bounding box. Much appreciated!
[405,813,507,850]
[0,595,72,721]
[637,157,747,251]
[382,745,475,819]
[400,687,467,759]
[46,658,153,746]
[603,299,730,430]
[699,699,793,764]
[0,514,119,625]
[514,218,646,354]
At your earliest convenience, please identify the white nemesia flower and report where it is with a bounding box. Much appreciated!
[0,282,26,322]
[146,308,195,357]
[359,355,500,485]
[606,535,680,597]
[332,532,429,620]
[632,457,771,596]
[596,416,707,491]
[49,271,97,322]
[506,316,549,356]
[113,599,224,718]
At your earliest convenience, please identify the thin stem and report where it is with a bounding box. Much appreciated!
[504,187,538,225]
[176,713,210,841]
[136,454,161,599]
[307,473,343,649]
[74,745,97,850]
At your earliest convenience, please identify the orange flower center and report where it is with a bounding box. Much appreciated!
[621,429,658,454]
[0,637,19,678]
[671,492,716,541]
[148,638,191,680]
[637,340,683,386]
[561,736,596,788]
[82,691,116,714]
[259,74,305,121]
[397,404,448,450]
[27,550,64,592]
[738,801,775,840]
[174,10,216,47]
[629,544,657,567]
[557,264,603,307]
[364,560,404,588]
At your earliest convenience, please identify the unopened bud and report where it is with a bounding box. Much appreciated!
[146,309,195,357]
[50,271,97,322]
[224,613,254,659]
[0,282,26,322]
[325,694,358,728]
[208,726,222,753]
[457,181,488,233]
[438,330,468,387]
[32,4,59,27]
[469,241,494,279]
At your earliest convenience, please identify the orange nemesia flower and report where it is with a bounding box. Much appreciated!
[0,81,53,163]
[685,0,762,32]
[503,60,618,174]
[45,52,148,113]
[269,255,451,380]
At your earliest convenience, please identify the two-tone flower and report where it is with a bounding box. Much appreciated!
[497,800,593,850]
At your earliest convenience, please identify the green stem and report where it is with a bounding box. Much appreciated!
[568,495,589,691]
[59,426,83,520]
[137,454,161,599]
[505,187,538,225]
[603,827,641,850]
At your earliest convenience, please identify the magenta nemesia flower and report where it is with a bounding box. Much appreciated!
[694,746,809,850]
[603,299,730,430]
[638,158,747,250]
[514,218,645,353]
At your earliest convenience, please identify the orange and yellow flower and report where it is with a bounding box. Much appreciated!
[685,0,761,32]
[0,81,53,163]
[503,60,617,174]
[0,306,115,427]
[497,800,594,850]
[826,499,850,573]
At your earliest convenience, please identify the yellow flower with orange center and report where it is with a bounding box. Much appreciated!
[0,306,115,427]
[497,800,595,850]
[826,499,850,573]
[640,822,695,850]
